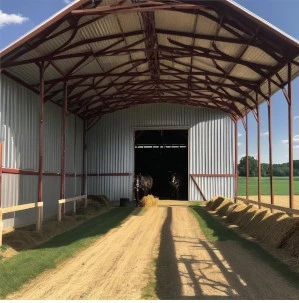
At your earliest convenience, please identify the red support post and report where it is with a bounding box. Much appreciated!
[60,81,67,215]
[287,63,294,209]
[268,81,274,207]
[0,143,2,208]
[38,62,45,203]
[246,114,249,199]
[256,94,261,205]
[82,120,87,196]
[235,120,239,201]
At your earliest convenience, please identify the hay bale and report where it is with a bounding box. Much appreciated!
[261,214,299,248]
[140,195,159,207]
[215,199,234,217]
[210,196,226,211]
[237,206,257,229]
[87,195,110,208]
[242,208,268,235]
[205,196,222,209]
[226,202,253,225]
[281,226,299,257]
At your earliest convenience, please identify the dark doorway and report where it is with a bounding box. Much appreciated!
[134,129,188,200]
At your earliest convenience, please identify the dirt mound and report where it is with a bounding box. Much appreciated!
[140,195,159,207]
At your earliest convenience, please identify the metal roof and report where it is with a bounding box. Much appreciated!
[1,0,299,125]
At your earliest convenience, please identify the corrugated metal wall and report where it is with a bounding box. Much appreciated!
[0,75,83,230]
[87,103,235,201]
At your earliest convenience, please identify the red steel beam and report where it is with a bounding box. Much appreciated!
[88,173,131,177]
[82,120,87,195]
[245,114,249,200]
[235,120,239,201]
[1,168,83,177]
[256,94,261,206]
[190,174,207,201]
[0,143,2,208]
[267,80,274,207]
[60,81,68,215]
[190,174,235,177]
[38,62,45,203]
[287,63,294,209]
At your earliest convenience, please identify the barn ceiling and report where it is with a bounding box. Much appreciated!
[1,0,299,127]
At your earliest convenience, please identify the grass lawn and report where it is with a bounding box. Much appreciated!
[0,207,135,299]
[238,176,299,196]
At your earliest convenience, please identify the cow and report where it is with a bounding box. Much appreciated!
[134,174,153,206]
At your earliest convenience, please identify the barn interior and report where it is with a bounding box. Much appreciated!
[135,130,188,200]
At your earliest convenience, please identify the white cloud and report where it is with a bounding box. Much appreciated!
[238,142,242,146]
[63,0,74,4]
[0,10,29,28]
[261,131,269,136]
[294,145,299,149]
[238,132,242,137]
[281,135,299,144]
[294,115,299,120]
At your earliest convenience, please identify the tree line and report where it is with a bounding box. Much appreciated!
[238,156,299,177]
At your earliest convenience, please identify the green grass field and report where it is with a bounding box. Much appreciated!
[238,176,299,196]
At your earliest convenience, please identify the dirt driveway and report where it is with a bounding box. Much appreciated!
[8,202,299,300]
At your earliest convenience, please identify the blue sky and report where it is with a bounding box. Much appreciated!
[0,0,298,164]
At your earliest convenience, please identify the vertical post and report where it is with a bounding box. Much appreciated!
[37,62,44,231]
[235,120,238,201]
[287,63,294,209]
[82,120,87,196]
[0,142,2,208]
[246,114,249,200]
[256,94,261,206]
[268,81,274,207]
[60,81,67,216]
[36,202,41,232]
[0,210,3,246]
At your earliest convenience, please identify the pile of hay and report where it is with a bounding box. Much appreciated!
[87,194,110,208]
[281,225,299,257]
[205,196,223,209]
[140,195,159,207]
[226,202,254,226]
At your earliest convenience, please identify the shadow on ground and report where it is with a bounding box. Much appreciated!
[154,206,299,300]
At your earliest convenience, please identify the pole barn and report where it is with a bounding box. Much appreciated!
[0,0,299,231]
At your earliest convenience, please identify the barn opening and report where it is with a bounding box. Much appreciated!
[134,129,188,200]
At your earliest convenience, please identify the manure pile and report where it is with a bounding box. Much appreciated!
[205,196,299,258]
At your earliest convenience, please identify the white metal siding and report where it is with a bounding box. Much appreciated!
[87,103,235,201]
[0,74,84,229]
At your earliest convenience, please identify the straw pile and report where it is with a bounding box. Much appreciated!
[281,225,299,257]
[87,194,110,208]
[241,208,268,235]
[205,196,223,209]
[226,202,254,226]
[140,195,159,207]
[215,198,234,217]
[209,196,226,211]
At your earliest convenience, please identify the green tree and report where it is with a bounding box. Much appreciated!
[238,156,258,177]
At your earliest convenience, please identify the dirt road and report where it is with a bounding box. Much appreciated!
[8,202,299,300]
